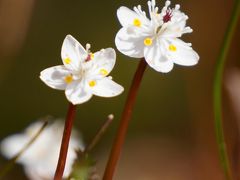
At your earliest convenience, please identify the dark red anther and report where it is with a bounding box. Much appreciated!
[163,9,172,23]
[85,54,91,62]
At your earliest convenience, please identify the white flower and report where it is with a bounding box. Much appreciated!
[0,120,84,180]
[40,35,124,105]
[115,0,199,73]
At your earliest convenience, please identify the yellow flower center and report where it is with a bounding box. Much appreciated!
[169,44,177,52]
[89,80,96,87]
[144,38,152,46]
[100,69,108,76]
[64,75,73,84]
[64,57,71,64]
[133,18,141,27]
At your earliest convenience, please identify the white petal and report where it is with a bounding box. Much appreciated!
[24,166,48,180]
[1,120,83,180]
[61,35,87,71]
[168,39,199,66]
[90,77,124,97]
[40,65,71,90]
[65,80,92,105]
[115,27,145,58]
[117,6,149,27]
[0,134,29,161]
[160,22,185,38]
[89,48,116,77]
[144,40,174,73]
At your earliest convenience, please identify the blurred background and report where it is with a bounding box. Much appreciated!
[0,0,239,179]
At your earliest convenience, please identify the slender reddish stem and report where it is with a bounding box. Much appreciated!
[103,59,147,180]
[54,103,76,180]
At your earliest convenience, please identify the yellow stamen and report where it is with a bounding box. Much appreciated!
[100,69,108,76]
[90,53,94,59]
[64,57,71,64]
[65,75,73,84]
[133,18,141,27]
[89,80,96,87]
[144,38,152,46]
[169,44,177,52]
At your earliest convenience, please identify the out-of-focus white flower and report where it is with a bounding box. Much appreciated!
[40,35,124,105]
[0,120,84,180]
[115,0,199,73]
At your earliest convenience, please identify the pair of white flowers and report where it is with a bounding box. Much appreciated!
[1,0,199,179]
[40,0,199,105]
[1,120,84,180]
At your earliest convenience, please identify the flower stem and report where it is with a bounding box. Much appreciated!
[213,0,240,179]
[84,114,114,153]
[103,59,147,180]
[54,103,77,180]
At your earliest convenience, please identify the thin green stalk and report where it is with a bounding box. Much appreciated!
[84,114,114,153]
[213,0,240,179]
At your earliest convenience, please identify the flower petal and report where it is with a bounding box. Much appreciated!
[65,80,92,105]
[115,27,145,58]
[144,40,174,73]
[24,166,49,180]
[90,77,124,97]
[160,22,185,38]
[89,48,116,77]
[117,6,149,27]
[61,35,87,71]
[0,134,29,162]
[167,38,199,66]
[40,65,71,90]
